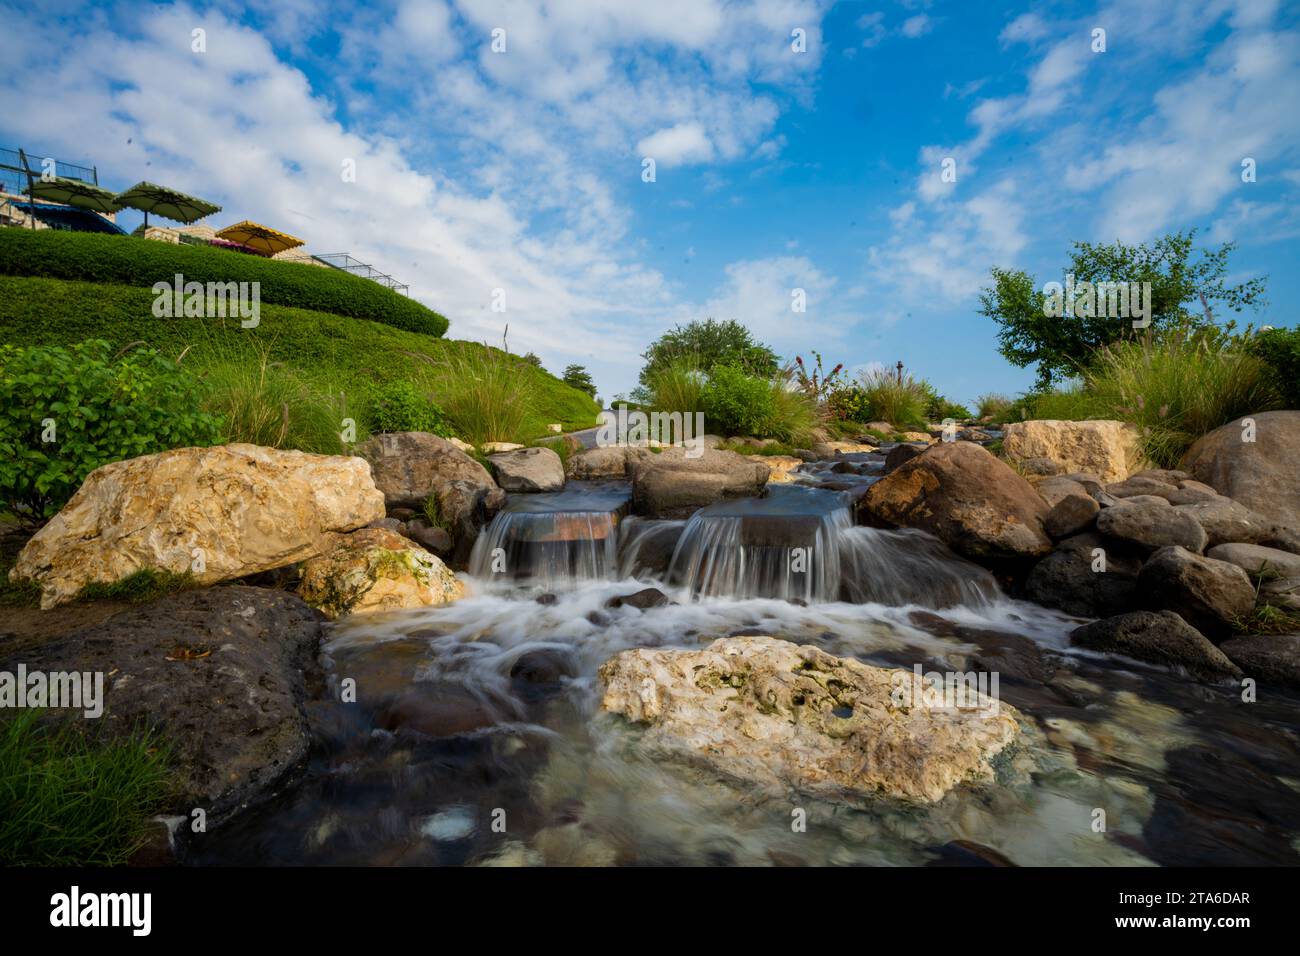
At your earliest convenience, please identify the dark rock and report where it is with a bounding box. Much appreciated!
[1218,633,1300,690]
[1105,476,1179,500]
[1044,493,1099,539]
[606,587,671,609]
[1024,532,1141,617]
[927,840,1017,867]
[1172,496,1279,549]
[1137,546,1257,639]
[535,592,558,605]
[884,442,925,474]
[1070,610,1243,680]
[404,521,453,556]
[1205,543,1300,579]
[1035,476,1089,509]
[0,586,324,825]
[1096,497,1207,552]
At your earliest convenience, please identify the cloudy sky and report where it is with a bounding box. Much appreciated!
[3,0,1298,403]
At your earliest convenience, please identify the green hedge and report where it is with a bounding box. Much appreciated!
[0,228,448,337]
[0,276,600,439]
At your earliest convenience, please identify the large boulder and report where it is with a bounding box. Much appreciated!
[1218,634,1300,690]
[629,447,769,519]
[488,446,565,492]
[0,586,323,824]
[1002,420,1145,484]
[1181,411,1300,532]
[1024,532,1142,617]
[599,635,1022,805]
[356,431,505,566]
[297,528,463,619]
[1137,546,1257,639]
[1070,611,1243,681]
[862,441,1051,563]
[10,444,384,609]
[1095,497,1207,553]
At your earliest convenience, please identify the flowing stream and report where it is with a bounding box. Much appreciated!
[191,454,1300,867]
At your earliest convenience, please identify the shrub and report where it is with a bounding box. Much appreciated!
[765,371,822,445]
[0,710,171,866]
[364,380,450,435]
[0,340,223,521]
[853,368,929,430]
[646,357,708,418]
[0,229,448,337]
[826,383,872,423]
[419,334,537,445]
[976,393,1014,420]
[1084,328,1282,466]
[201,349,355,454]
[639,319,778,388]
[702,364,776,437]
[1244,325,1300,408]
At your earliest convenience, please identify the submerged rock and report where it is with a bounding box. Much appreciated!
[10,443,384,609]
[1070,610,1242,681]
[598,635,1022,805]
[298,528,463,619]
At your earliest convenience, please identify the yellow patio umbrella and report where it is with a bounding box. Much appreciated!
[216,220,304,256]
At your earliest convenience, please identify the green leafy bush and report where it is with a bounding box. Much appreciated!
[976,393,1014,420]
[826,383,872,423]
[0,340,223,521]
[1245,326,1300,408]
[365,380,450,435]
[0,229,448,337]
[702,364,776,436]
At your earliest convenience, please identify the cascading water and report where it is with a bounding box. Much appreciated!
[468,485,630,588]
[662,484,999,607]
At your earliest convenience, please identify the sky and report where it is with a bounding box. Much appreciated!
[2,0,1298,405]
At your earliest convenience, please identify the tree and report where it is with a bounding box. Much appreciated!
[979,230,1267,388]
[562,364,597,397]
[520,352,543,368]
[639,319,779,387]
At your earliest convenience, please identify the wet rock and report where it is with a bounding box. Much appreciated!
[10,444,384,609]
[298,528,463,619]
[862,441,1052,564]
[0,586,324,824]
[374,685,497,738]
[605,587,671,609]
[599,635,1023,805]
[1024,532,1142,617]
[884,442,926,474]
[750,455,804,483]
[488,447,566,493]
[1181,410,1300,532]
[1095,497,1207,553]
[927,840,1017,867]
[1218,633,1300,689]
[567,445,648,479]
[1044,493,1099,539]
[830,460,858,474]
[1070,610,1243,680]
[1205,543,1300,579]
[1136,546,1256,639]
[535,592,558,605]
[630,447,769,519]
[1002,420,1145,483]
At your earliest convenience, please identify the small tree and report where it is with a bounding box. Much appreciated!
[979,229,1267,388]
[562,364,597,397]
[639,319,779,387]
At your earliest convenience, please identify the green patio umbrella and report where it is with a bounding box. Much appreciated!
[115,181,222,227]
[27,176,120,214]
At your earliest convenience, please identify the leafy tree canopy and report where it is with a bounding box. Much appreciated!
[639,319,779,386]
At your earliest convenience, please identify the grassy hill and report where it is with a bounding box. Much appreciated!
[0,274,600,443]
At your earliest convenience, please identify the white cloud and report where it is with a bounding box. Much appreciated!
[900,14,932,39]
[637,123,715,167]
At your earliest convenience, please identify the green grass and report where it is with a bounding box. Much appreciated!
[77,568,196,604]
[412,332,539,445]
[0,549,40,608]
[645,358,708,419]
[0,276,600,444]
[715,440,800,456]
[853,368,930,430]
[975,393,1013,420]
[0,228,447,336]
[0,710,172,866]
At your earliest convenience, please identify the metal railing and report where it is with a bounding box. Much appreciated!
[0,146,98,197]
[294,252,409,295]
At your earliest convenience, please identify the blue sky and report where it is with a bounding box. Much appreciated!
[3,0,1298,405]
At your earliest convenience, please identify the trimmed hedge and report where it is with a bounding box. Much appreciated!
[0,276,600,438]
[0,228,448,337]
